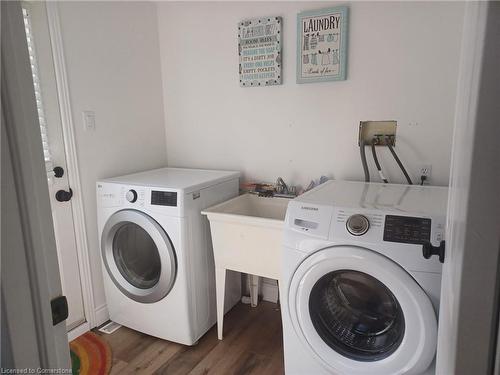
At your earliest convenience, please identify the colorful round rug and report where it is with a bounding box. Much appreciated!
[70,332,112,375]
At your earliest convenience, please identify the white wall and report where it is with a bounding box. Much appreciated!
[58,2,167,319]
[157,1,464,188]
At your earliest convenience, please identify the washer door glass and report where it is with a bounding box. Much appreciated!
[113,223,161,289]
[288,245,438,375]
[309,270,405,361]
[101,209,177,303]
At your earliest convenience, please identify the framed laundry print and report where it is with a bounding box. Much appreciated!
[297,6,348,83]
[239,16,282,87]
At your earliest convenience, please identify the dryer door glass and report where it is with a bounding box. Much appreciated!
[101,209,177,303]
[112,222,161,289]
[309,270,405,361]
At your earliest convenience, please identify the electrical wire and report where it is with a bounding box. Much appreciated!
[359,139,370,182]
[371,139,388,183]
[385,136,413,185]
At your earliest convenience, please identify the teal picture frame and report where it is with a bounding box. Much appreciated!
[296,6,348,84]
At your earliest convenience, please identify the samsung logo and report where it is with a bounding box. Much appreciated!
[301,206,318,211]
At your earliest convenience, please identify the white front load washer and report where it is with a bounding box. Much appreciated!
[280,180,448,374]
[97,167,242,345]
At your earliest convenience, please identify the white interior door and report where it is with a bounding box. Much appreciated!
[2,0,70,368]
[436,2,500,374]
[22,1,86,331]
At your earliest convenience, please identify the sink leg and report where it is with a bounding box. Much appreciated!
[249,274,259,307]
[215,268,226,340]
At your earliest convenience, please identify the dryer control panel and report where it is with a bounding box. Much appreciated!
[151,191,177,207]
[97,182,183,216]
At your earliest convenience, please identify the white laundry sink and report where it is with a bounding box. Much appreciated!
[202,193,289,280]
[202,193,290,339]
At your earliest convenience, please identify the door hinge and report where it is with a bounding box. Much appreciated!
[51,295,68,326]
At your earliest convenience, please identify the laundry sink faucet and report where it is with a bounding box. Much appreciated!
[275,177,289,195]
[275,177,296,197]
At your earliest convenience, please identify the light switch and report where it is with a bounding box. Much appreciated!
[82,110,96,131]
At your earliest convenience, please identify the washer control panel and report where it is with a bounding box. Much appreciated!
[383,215,431,245]
[125,189,138,203]
[336,209,384,230]
[332,207,444,246]
[346,214,370,236]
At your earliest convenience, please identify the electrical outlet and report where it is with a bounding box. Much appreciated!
[420,165,432,178]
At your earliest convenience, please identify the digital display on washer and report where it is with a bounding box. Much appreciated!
[151,191,177,207]
[383,215,431,245]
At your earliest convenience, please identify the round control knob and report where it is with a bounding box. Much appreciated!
[126,189,138,203]
[346,214,370,236]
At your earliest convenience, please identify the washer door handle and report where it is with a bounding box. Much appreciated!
[422,240,445,263]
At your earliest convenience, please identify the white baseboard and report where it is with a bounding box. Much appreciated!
[261,279,279,304]
[67,322,90,341]
[94,304,109,327]
[242,275,280,304]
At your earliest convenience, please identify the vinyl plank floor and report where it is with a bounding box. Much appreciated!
[95,302,284,375]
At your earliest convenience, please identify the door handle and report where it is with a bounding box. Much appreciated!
[55,188,73,202]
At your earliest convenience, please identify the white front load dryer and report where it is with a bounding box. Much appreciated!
[97,167,242,345]
[280,180,448,374]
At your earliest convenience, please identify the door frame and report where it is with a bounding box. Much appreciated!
[44,2,96,339]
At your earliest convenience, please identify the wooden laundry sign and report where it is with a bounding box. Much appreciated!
[238,17,282,87]
[297,6,348,83]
